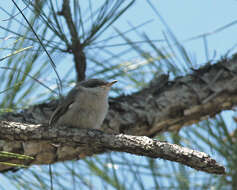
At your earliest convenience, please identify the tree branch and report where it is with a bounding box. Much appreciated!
[0,121,225,174]
[58,0,86,81]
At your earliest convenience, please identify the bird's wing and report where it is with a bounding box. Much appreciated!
[49,87,78,126]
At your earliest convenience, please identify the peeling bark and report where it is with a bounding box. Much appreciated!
[1,54,237,173]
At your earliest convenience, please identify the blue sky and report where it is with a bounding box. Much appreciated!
[116,1,237,62]
[1,1,237,86]
[1,1,237,60]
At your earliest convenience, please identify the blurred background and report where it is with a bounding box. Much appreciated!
[0,0,237,189]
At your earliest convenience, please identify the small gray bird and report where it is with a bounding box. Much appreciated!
[49,79,117,129]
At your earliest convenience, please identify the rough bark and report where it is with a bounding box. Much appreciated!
[0,121,225,174]
[1,54,237,173]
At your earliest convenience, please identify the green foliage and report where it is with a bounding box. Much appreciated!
[0,151,33,168]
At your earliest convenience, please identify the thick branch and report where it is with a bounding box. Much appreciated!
[105,55,237,136]
[2,54,237,137]
[0,121,225,174]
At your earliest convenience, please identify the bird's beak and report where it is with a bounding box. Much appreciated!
[106,80,117,87]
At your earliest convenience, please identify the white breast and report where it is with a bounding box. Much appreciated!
[58,86,109,129]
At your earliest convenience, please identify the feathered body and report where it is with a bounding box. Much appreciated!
[49,79,116,129]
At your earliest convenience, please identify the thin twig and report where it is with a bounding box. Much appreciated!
[58,0,86,82]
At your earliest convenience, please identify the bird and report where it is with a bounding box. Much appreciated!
[49,79,117,129]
